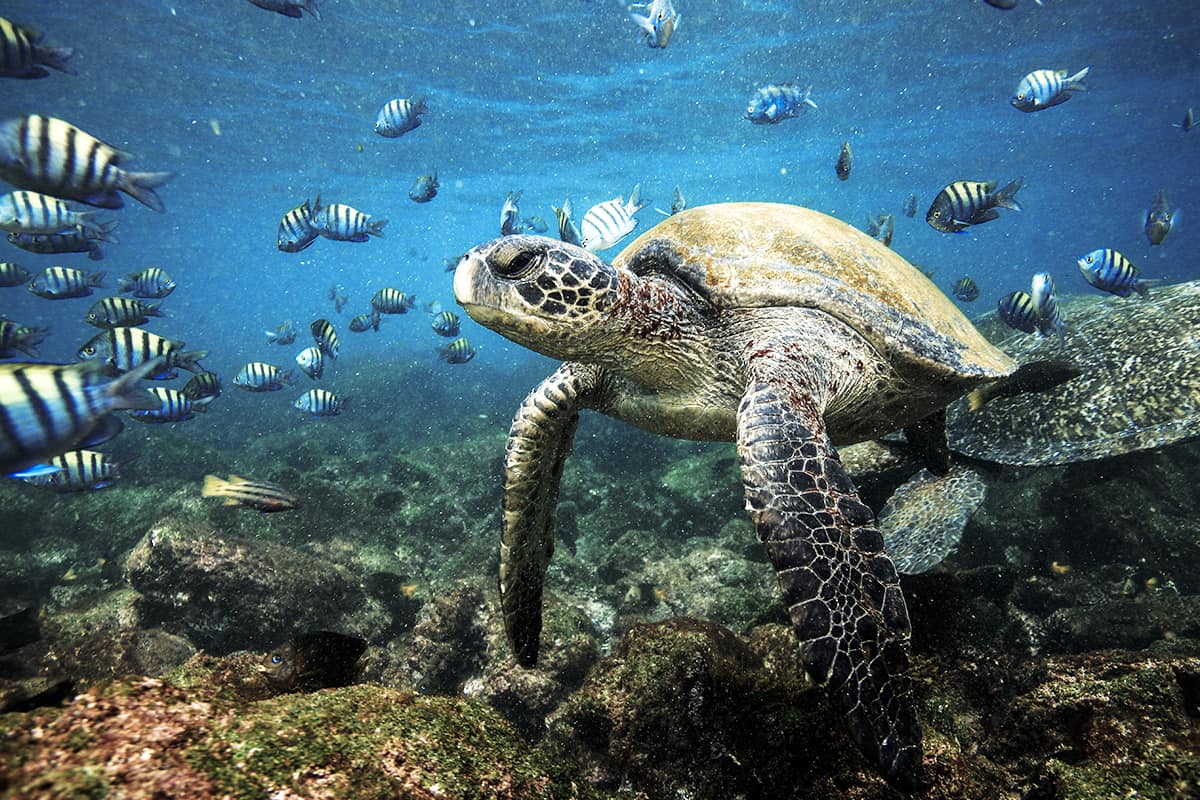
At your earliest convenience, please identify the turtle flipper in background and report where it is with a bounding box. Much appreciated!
[737,354,927,792]
[500,363,597,667]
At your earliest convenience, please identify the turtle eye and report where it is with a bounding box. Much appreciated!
[491,243,546,280]
[271,654,282,665]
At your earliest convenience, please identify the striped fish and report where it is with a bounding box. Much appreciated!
[0,319,48,358]
[202,473,298,513]
[232,362,292,392]
[84,296,164,328]
[130,386,201,423]
[1011,67,1089,112]
[0,115,174,212]
[24,449,118,492]
[265,321,296,345]
[28,266,105,299]
[430,310,460,338]
[295,346,324,380]
[348,312,380,333]
[655,184,686,217]
[925,178,1023,233]
[553,199,583,246]
[78,326,206,379]
[371,288,415,314]
[294,388,345,417]
[118,267,175,298]
[0,358,160,476]
[581,184,647,252]
[247,0,321,20]
[500,190,523,236]
[0,190,109,238]
[1077,248,1151,299]
[997,290,1038,334]
[437,337,477,364]
[375,96,427,138]
[310,319,339,359]
[951,277,980,302]
[1030,272,1064,346]
[0,262,31,287]
[7,221,114,260]
[745,83,817,125]
[0,17,74,78]
[310,198,386,242]
[182,371,221,406]
[277,196,318,252]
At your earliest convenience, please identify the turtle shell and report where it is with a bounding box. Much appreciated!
[613,203,1012,382]
[948,279,1200,466]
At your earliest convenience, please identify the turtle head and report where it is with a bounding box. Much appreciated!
[454,235,620,360]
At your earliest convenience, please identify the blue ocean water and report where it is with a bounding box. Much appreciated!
[1,0,1198,442]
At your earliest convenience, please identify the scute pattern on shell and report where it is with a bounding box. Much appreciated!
[879,466,988,574]
[948,279,1200,466]
[612,203,1013,383]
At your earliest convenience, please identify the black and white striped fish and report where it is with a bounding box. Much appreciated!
[1030,272,1064,345]
[232,361,293,392]
[182,371,221,406]
[84,296,164,328]
[375,96,426,138]
[265,321,296,345]
[437,337,477,364]
[409,171,438,203]
[295,346,323,380]
[581,184,647,252]
[0,190,109,238]
[655,185,687,217]
[0,17,74,78]
[0,115,174,211]
[247,0,320,20]
[926,178,1023,233]
[310,198,386,242]
[277,196,318,252]
[130,386,202,423]
[0,318,48,358]
[371,288,415,315]
[500,190,523,236]
[28,266,105,299]
[310,319,339,359]
[1011,67,1089,113]
[7,221,114,260]
[24,449,118,492]
[202,473,298,513]
[997,290,1038,334]
[348,312,380,333]
[295,388,345,417]
[430,310,460,338]
[0,262,30,286]
[78,326,206,379]
[1077,248,1151,299]
[0,358,160,476]
[118,267,175,298]
[553,198,582,246]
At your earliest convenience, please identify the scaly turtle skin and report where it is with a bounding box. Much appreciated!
[454,202,1016,790]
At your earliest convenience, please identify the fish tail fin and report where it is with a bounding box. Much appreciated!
[117,170,175,213]
[176,349,208,373]
[1065,66,1090,91]
[118,277,132,293]
[18,326,50,357]
[628,10,654,35]
[191,400,209,414]
[993,177,1024,212]
[77,213,111,241]
[145,301,166,318]
[367,218,388,238]
[802,85,818,110]
[303,0,321,19]
[33,44,75,75]
[281,369,295,386]
[86,271,107,287]
[96,219,119,244]
[202,474,228,497]
[97,357,166,412]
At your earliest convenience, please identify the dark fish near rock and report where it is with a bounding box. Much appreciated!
[902,193,917,218]
[951,276,979,302]
[261,631,367,692]
[836,141,852,181]
[1144,189,1177,246]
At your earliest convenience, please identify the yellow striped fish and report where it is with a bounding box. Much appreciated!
[28,266,105,299]
[0,114,174,211]
[375,96,426,138]
[118,267,175,298]
[202,474,299,513]
[310,198,386,242]
[0,17,74,78]
[24,449,118,492]
[371,287,415,314]
[310,319,339,359]
[926,178,1023,233]
[233,361,293,392]
[77,326,206,379]
[0,318,48,358]
[84,296,165,328]
[130,386,203,423]
[277,196,318,252]
[0,190,109,238]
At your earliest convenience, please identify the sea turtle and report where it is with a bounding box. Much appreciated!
[453,202,1036,790]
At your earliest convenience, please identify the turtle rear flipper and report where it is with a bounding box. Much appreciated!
[500,363,597,667]
[738,358,926,791]
[879,466,988,575]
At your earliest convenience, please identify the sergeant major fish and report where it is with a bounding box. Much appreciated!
[182,371,221,406]
[371,288,415,315]
[835,141,852,181]
[233,362,293,392]
[348,312,380,333]
[1011,67,1089,112]
[0,115,174,212]
[1030,272,1064,346]
[0,17,75,78]
[23,449,117,493]
[437,337,477,364]
[310,198,386,242]
[902,193,918,218]
[118,267,175,298]
[629,0,679,49]
[295,388,345,417]
[0,262,31,286]
[0,190,110,238]
[310,319,339,359]
[295,346,324,380]
[409,171,438,203]
[1077,248,1151,299]
[265,321,297,345]
[277,197,318,252]
[8,223,115,260]
[375,96,426,138]
[78,326,206,379]
[246,0,320,20]
[430,310,460,338]
[1144,189,1177,246]
[202,474,298,513]
[129,386,203,423]
[926,178,1023,233]
[553,199,583,246]
[501,190,523,236]
[29,266,104,299]
[0,318,48,358]
[581,184,647,252]
[1173,108,1195,133]
[654,185,687,217]
[84,296,165,329]
[951,276,980,302]
[745,83,817,125]
[997,290,1038,333]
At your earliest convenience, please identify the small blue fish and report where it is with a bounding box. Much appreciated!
[430,310,460,338]
[1077,248,1150,299]
[409,171,438,203]
[1030,272,1064,346]
[951,277,979,302]
[437,337,476,364]
[745,83,817,125]
[1011,67,1089,112]
[998,290,1038,334]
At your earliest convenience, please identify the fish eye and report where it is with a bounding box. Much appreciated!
[271,654,282,664]
[1085,255,1094,264]
[82,346,95,355]
[932,210,941,218]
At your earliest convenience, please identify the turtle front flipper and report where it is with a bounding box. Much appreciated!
[501,362,600,668]
[737,360,927,791]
